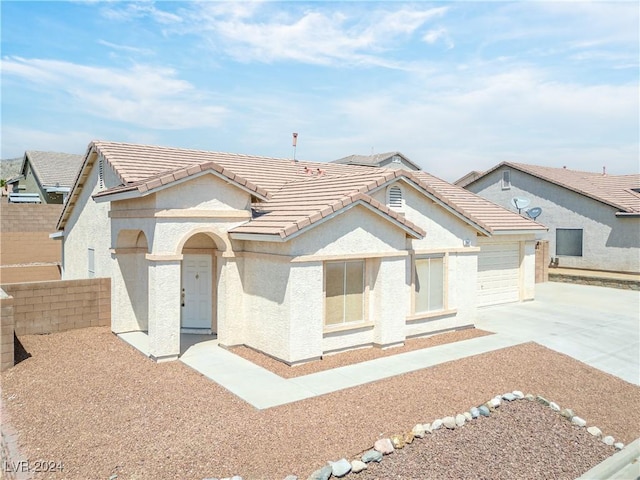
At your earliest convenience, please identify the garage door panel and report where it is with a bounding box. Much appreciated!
[478,242,520,306]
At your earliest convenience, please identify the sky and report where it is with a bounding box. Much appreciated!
[1,1,638,182]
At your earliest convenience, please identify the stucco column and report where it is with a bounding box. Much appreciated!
[111,251,140,333]
[288,262,323,364]
[373,257,407,348]
[147,255,181,362]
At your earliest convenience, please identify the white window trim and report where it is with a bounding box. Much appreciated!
[411,253,448,318]
[323,259,369,330]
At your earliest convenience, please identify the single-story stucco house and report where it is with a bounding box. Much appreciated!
[457,162,640,274]
[54,141,545,364]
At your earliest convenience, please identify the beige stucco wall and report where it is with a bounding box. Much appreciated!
[62,155,119,280]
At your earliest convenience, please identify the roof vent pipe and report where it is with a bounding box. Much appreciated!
[602,166,606,176]
[292,133,298,162]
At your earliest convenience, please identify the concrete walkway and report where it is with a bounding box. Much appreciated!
[179,332,524,410]
[120,282,639,410]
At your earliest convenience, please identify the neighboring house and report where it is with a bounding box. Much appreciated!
[332,152,421,171]
[54,141,544,364]
[8,151,83,204]
[457,162,640,274]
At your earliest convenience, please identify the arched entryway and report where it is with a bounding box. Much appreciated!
[180,232,218,335]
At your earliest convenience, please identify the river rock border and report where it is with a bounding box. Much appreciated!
[300,390,625,480]
[200,390,625,480]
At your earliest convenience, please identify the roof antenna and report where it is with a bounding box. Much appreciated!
[292,133,298,163]
[602,166,606,176]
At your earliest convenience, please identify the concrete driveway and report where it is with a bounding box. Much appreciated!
[476,282,640,386]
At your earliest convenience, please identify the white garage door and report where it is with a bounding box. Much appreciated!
[478,242,520,307]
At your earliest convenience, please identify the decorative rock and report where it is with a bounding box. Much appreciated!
[536,395,550,406]
[431,419,443,430]
[587,426,602,438]
[491,397,502,408]
[463,411,473,421]
[412,424,426,438]
[525,394,535,401]
[391,434,405,449]
[283,476,298,480]
[404,432,415,445]
[470,407,480,419]
[455,414,466,427]
[549,402,560,412]
[351,460,367,473]
[330,459,351,478]
[513,390,524,399]
[602,436,615,446]
[478,405,491,417]
[560,408,575,419]
[374,438,394,455]
[307,465,332,480]
[361,449,382,463]
[571,416,587,427]
[502,393,516,402]
[443,416,456,429]
[423,423,433,433]
[614,442,624,450]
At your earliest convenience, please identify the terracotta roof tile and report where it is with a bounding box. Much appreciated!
[62,141,544,237]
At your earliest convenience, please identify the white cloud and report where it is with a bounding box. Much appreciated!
[97,40,154,56]
[170,4,448,67]
[1,57,227,129]
[100,2,182,24]
[422,27,454,49]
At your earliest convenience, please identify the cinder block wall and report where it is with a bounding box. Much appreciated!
[0,202,63,283]
[1,278,110,336]
[1,289,14,372]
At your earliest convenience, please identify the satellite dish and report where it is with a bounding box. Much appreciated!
[511,197,531,209]
[526,207,542,220]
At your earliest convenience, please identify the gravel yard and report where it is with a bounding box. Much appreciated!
[2,326,639,480]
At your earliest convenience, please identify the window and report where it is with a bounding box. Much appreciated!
[556,229,583,256]
[325,260,365,326]
[387,185,404,211]
[415,256,444,313]
[501,170,511,189]
[88,248,95,278]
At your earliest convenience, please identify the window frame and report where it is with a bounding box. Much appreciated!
[412,254,448,316]
[88,247,95,278]
[556,228,583,257]
[323,259,368,329]
[501,170,511,190]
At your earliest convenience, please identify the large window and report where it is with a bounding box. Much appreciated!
[556,229,583,256]
[415,256,444,313]
[325,260,365,326]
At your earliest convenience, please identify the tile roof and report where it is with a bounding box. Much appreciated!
[332,152,421,170]
[466,162,640,214]
[24,151,84,188]
[411,171,547,233]
[58,141,545,237]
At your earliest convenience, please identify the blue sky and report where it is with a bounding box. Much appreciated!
[1,1,638,181]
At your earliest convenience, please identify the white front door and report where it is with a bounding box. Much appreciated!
[181,254,212,330]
